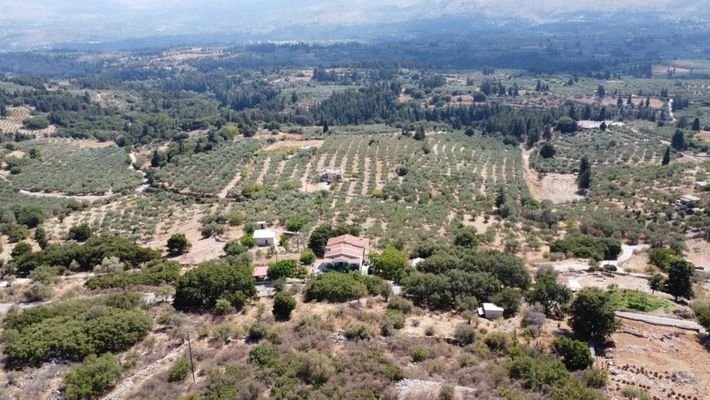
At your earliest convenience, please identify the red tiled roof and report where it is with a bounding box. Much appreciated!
[324,243,363,259]
[326,234,368,250]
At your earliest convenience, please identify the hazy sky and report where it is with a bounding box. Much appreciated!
[0,0,706,48]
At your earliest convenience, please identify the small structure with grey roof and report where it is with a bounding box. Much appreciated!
[478,303,504,320]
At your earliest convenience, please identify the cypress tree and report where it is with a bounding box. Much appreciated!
[692,118,701,131]
[577,157,592,191]
[661,146,671,166]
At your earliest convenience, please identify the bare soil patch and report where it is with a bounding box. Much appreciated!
[604,319,710,400]
[698,130,710,144]
[522,147,582,204]
[686,239,710,271]
[264,139,324,152]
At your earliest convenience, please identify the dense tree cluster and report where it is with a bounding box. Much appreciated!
[173,259,256,311]
[2,293,151,368]
[8,235,161,277]
[402,242,530,310]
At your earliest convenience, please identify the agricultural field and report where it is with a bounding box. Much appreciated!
[5,139,144,195]
[0,106,57,137]
[530,125,667,173]
[43,191,200,243]
[154,139,263,195]
[0,179,79,216]
[224,131,528,248]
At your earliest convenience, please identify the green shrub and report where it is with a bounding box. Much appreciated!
[12,235,161,277]
[273,291,296,321]
[23,116,50,130]
[387,296,414,314]
[483,332,513,354]
[10,241,32,258]
[267,260,297,280]
[550,234,621,261]
[583,368,608,388]
[507,350,569,390]
[248,323,268,342]
[3,224,29,243]
[454,323,476,346]
[166,233,191,255]
[439,384,455,400]
[240,235,256,248]
[173,260,256,311]
[214,298,232,315]
[167,357,190,382]
[384,310,405,329]
[298,351,335,386]
[85,260,181,290]
[68,224,93,242]
[620,386,652,400]
[3,296,151,368]
[648,247,675,270]
[299,249,316,265]
[64,353,122,400]
[224,240,248,256]
[304,272,368,302]
[692,302,710,331]
[344,323,373,341]
[411,347,429,362]
[552,337,593,371]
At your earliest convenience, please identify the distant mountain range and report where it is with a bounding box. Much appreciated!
[0,0,708,51]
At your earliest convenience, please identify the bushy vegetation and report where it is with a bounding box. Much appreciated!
[2,293,151,368]
[167,357,190,382]
[569,288,619,341]
[304,272,387,302]
[173,259,256,311]
[273,291,297,321]
[85,259,181,289]
[63,353,123,400]
[8,235,161,277]
[552,337,594,371]
[550,233,622,261]
[402,241,530,310]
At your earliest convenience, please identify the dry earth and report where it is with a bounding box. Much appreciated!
[521,146,582,204]
[604,319,709,400]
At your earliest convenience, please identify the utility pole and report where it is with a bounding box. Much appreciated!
[187,332,196,383]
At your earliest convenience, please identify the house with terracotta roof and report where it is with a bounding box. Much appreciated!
[322,234,369,272]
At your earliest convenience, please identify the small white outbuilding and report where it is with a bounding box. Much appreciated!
[254,229,277,247]
[478,303,504,320]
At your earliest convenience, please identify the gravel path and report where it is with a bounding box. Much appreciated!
[616,311,705,333]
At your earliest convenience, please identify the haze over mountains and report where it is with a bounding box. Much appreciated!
[0,0,708,51]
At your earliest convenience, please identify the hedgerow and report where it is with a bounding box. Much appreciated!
[85,259,181,290]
